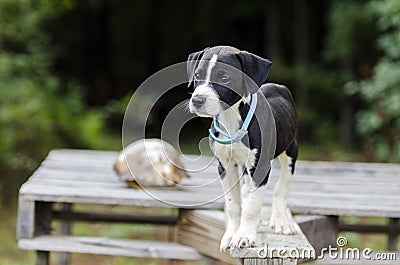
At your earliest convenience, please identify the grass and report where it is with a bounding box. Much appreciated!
[0,204,34,265]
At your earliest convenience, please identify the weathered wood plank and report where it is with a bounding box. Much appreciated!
[27,171,400,202]
[31,166,400,192]
[28,177,128,189]
[177,210,240,264]
[44,150,400,179]
[297,160,400,172]
[19,180,400,217]
[35,151,400,188]
[177,207,315,265]
[47,149,118,159]
[17,196,35,239]
[230,207,315,260]
[29,168,221,186]
[42,158,400,184]
[294,215,338,257]
[287,205,400,219]
[338,223,400,234]
[19,182,225,209]
[31,163,400,188]
[19,236,204,260]
[18,191,400,220]
[22,176,400,207]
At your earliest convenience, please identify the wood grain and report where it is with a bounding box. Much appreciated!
[17,149,400,218]
[177,207,315,265]
[19,235,203,260]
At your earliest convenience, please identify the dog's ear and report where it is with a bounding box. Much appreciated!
[238,51,272,94]
[187,48,208,87]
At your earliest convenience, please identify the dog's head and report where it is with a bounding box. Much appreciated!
[187,46,272,117]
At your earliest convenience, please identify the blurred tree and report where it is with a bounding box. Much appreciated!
[323,0,377,148]
[0,0,114,204]
[346,0,400,162]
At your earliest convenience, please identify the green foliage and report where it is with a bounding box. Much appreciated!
[346,0,400,162]
[270,59,349,146]
[324,1,374,62]
[0,0,113,196]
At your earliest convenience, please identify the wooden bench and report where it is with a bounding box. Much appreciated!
[178,208,317,265]
[17,149,400,264]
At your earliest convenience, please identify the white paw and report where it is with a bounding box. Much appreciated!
[230,230,257,249]
[220,231,235,252]
[269,209,296,235]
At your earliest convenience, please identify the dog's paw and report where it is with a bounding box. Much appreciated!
[230,231,257,249]
[269,209,296,235]
[220,231,234,252]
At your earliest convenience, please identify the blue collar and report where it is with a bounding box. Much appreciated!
[209,93,258,144]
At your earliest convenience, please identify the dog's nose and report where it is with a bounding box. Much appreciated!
[191,96,206,108]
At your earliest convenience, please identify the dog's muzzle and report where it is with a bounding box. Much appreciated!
[189,84,222,117]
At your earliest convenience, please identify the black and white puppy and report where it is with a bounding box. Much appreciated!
[187,46,298,251]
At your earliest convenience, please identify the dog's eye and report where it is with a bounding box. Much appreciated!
[194,72,201,80]
[220,76,230,84]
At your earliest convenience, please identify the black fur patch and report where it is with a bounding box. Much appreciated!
[218,161,226,179]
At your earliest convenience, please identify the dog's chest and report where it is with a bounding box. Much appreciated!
[211,106,257,168]
[214,142,257,169]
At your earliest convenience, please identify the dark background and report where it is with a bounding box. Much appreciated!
[49,0,376,146]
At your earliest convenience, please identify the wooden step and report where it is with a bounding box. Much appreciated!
[18,235,203,260]
[177,206,316,265]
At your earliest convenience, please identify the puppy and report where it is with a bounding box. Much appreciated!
[187,46,298,251]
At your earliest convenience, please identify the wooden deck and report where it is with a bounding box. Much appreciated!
[16,149,400,264]
[21,149,400,217]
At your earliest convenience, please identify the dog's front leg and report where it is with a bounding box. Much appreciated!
[218,162,241,252]
[230,177,267,249]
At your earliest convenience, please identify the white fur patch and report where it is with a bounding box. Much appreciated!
[189,54,223,117]
[213,97,257,169]
[205,54,218,83]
